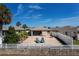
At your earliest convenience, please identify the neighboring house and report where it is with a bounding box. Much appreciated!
[1,26,29,36]
[56,26,77,39]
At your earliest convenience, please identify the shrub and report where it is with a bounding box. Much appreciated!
[17,31,28,42]
[3,26,20,44]
[73,40,79,45]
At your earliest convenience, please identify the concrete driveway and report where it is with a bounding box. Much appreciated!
[21,35,62,46]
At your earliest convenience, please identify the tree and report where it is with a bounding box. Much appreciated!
[0,4,11,30]
[16,21,21,27]
[56,26,59,28]
[48,27,51,29]
[22,24,28,29]
[43,26,47,28]
[3,26,20,44]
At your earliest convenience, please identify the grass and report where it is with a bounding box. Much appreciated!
[73,40,79,45]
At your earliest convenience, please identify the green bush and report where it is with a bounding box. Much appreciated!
[3,26,20,44]
[73,40,79,45]
[17,31,28,42]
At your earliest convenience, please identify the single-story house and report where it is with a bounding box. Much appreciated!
[0,26,29,36]
[0,26,79,40]
[54,26,78,39]
[28,27,58,36]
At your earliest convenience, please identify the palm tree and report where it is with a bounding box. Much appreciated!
[16,21,21,27]
[0,4,11,35]
[22,24,28,29]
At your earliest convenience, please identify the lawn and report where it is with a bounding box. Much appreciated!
[73,40,79,45]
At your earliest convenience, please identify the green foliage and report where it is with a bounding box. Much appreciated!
[73,40,79,45]
[17,31,28,42]
[0,4,11,30]
[0,25,2,30]
[22,24,28,29]
[3,26,20,44]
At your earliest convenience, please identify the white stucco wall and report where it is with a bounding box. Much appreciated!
[42,31,48,36]
[77,34,79,40]
[0,36,2,44]
[0,31,3,44]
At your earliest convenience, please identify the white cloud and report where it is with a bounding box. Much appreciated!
[18,4,22,10]
[37,14,42,17]
[28,10,34,13]
[40,19,52,23]
[28,5,43,10]
[58,16,79,23]
[53,16,79,26]
[13,4,43,19]
[15,14,43,20]
[13,4,23,17]
[25,14,42,19]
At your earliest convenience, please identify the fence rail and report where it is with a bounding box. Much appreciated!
[0,44,79,49]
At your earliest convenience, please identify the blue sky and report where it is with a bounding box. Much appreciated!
[4,3,79,27]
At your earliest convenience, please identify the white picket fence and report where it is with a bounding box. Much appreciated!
[0,43,78,49]
[51,32,73,45]
[0,44,72,49]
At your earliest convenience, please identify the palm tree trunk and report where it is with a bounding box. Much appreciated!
[0,24,3,44]
[0,24,2,36]
[0,25,2,30]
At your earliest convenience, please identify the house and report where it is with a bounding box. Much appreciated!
[29,27,52,36]
[1,26,29,36]
[0,26,79,40]
[55,26,77,39]
[28,26,60,36]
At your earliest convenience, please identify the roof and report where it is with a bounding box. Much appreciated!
[2,27,8,30]
[14,26,25,30]
[2,26,78,31]
[58,26,77,31]
[2,26,29,31]
[76,27,79,31]
[29,27,52,31]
